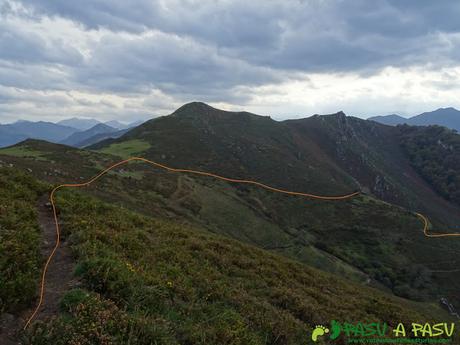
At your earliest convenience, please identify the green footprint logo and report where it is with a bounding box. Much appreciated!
[311,325,329,342]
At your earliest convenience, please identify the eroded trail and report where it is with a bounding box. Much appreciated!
[34,194,78,322]
[0,195,77,344]
[0,314,21,345]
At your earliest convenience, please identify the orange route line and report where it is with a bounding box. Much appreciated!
[415,212,460,238]
[22,156,458,329]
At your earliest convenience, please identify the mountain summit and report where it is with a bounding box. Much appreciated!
[58,117,101,131]
[172,101,216,115]
[369,107,460,131]
[171,101,268,122]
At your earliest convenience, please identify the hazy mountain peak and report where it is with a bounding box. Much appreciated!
[369,107,460,131]
[104,120,129,130]
[58,117,101,131]
[367,114,408,126]
[436,106,457,112]
[376,114,405,119]
[414,107,460,117]
[59,122,118,147]
[128,119,146,127]
[410,107,460,131]
[91,123,116,131]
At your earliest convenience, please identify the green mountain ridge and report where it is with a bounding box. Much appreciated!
[93,102,460,227]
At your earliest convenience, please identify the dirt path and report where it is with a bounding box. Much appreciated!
[0,195,77,344]
[0,313,22,345]
[34,194,78,322]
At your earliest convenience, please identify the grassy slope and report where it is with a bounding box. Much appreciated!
[87,103,460,303]
[399,125,460,207]
[0,140,120,184]
[286,113,460,227]
[90,103,358,196]
[97,139,151,159]
[0,167,48,313]
[26,191,444,345]
[0,145,49,161]
[0,142,457,344]
[2,141,460,306]
[93,103,460,228]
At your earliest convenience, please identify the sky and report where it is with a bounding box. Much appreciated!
[1,0,460,123]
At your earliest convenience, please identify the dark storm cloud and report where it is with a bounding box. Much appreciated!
[19,0,460,74]
[74,31,280,98]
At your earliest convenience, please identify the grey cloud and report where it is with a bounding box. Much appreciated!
[20,0,158,32]
[0,61,72,90]
[19,0,460,74]
[73,31,282,100]
[214,1,460,73]
[0,22,83,65]
[0,85,148,123]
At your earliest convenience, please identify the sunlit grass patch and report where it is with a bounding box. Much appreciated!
[97,139,151,158]
[0,145,49,161]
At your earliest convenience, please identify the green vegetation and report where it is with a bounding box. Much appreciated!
[3,139,460,306]
[0,139,119,186]
[115,169,144,180]
[27,191,436,344]
[0,108,458,342]
[234,188,460,302]
[93,165,458,302]
[0,144,49,161]
[91,103,460,232]
[90,103,357,196]
[399,125,460,205]
[0,168,48,313]
[97,139,151,158]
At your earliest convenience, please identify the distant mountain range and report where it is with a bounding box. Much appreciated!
[59,123,119,147]
[0,121,78,147]
[74,128,130,148]
[368,107,460,131]
[0,118,145,148]
[57,118,135,131]
[1,107,458,149]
